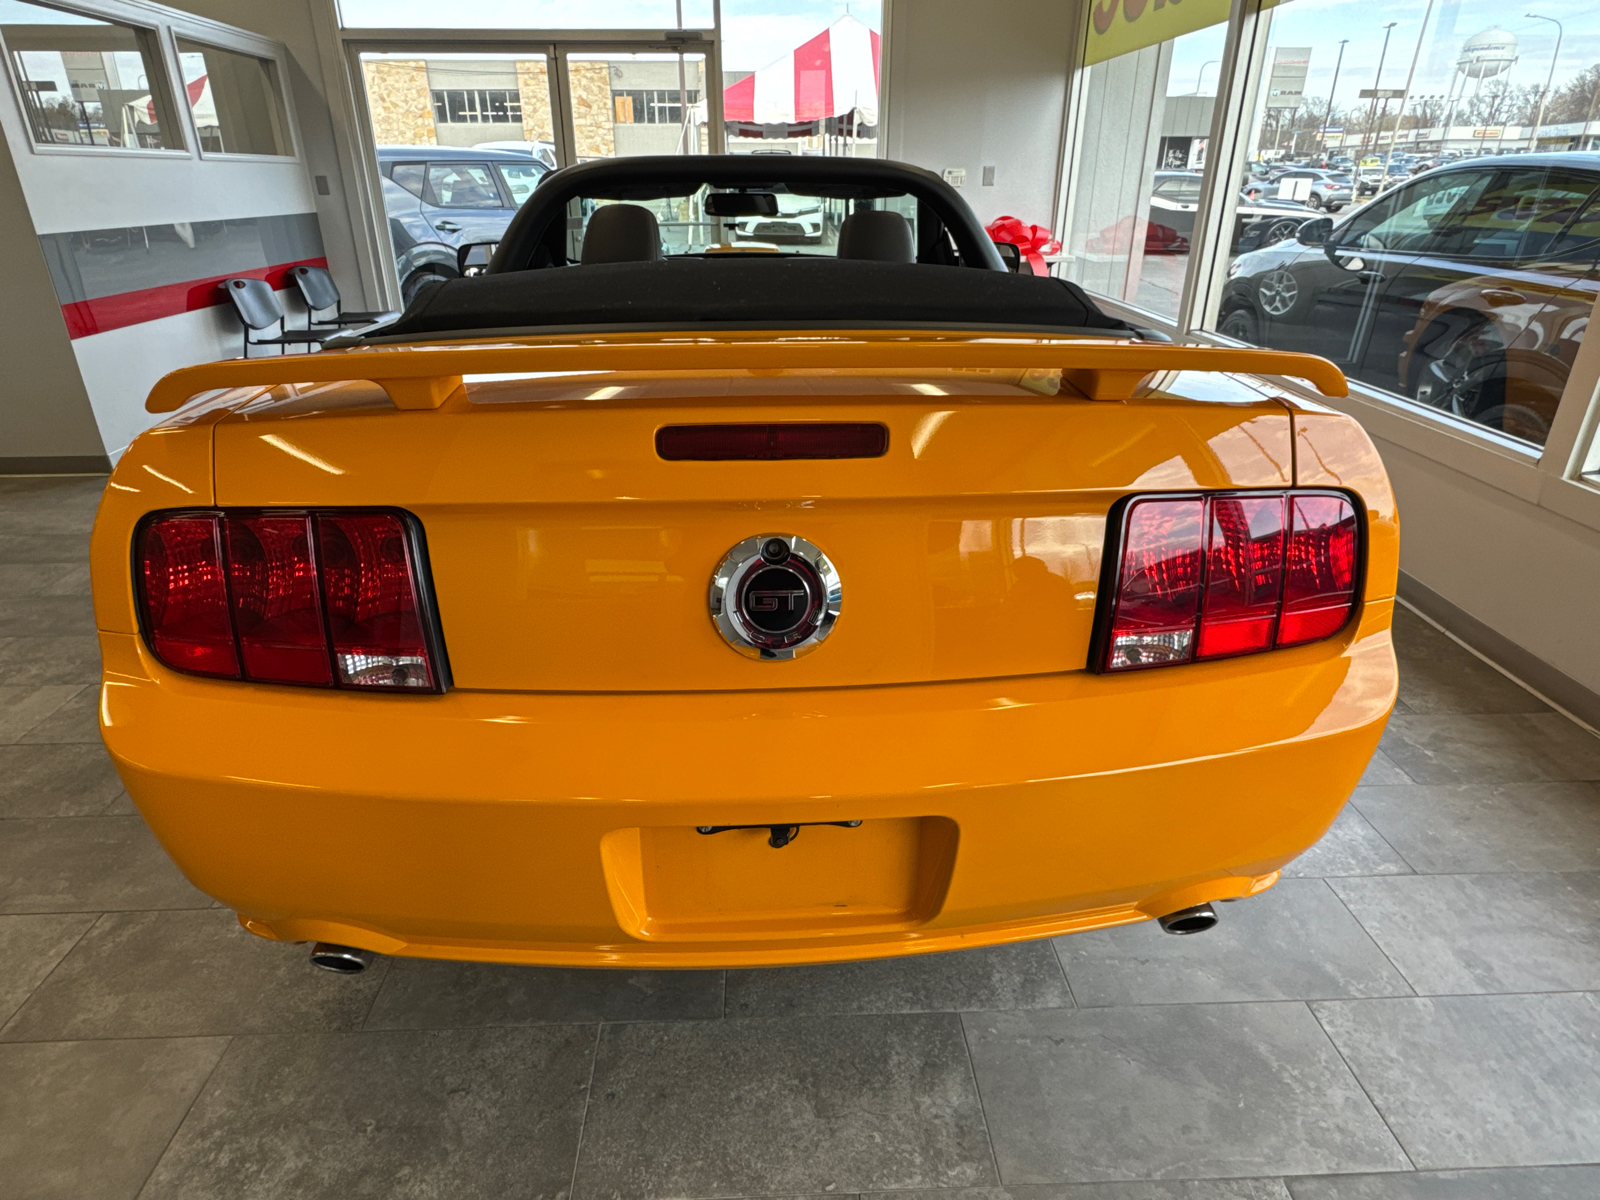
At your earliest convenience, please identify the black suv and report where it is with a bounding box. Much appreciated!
[1217,154,1600,444]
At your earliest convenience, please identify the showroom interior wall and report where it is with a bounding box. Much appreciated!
[882,0,1075,232]
[0,0,364,469]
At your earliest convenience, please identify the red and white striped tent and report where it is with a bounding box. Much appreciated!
[723,14,881,135]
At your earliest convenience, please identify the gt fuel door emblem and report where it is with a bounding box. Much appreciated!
[709,534,841,660]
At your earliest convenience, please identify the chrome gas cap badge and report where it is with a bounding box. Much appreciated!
[709,534,841,660]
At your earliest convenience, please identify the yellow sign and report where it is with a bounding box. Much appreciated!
[1082,0,1247,67]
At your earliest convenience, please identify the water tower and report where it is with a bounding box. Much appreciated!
[1442,28,1519,150]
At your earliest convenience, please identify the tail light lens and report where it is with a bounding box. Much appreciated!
[1096,490,1360,673]
[135,509,445,692]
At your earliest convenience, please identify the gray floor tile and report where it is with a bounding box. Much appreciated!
[725,941,1071,1018]
[0,913,94,1025]
[0,596,96,637]
[0,816,211,912]
[0,533,92,564]
[1380,713,1600,784]
[1313,993,1600,1169]
[1391,609,1550,716]
[0,478,105,533]
[1285,1164,1600,1199]
[0,634,101,686]
[1283,806,1414,879]
[962,1003,1407,1183]
[365,958,722,1029]
[1351,782,1600,873]
[0,562,91,598]
[876,1184,1294,1200]
[102,788,136,814]
[17,684,100,743]
[2,909,386,1041]
[1358,749,1413,787]
[139,1026,594,1200]
[0,743,124,818]
[0,1036,225,1200]
[0,684,78,743]
[1055,880,1411,1006]
[574,1013,997,1198]
[1329,873,1600,995]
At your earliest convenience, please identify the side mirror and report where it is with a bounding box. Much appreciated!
[1295,217,1333,247]
[993,240,1024,273]
[456,242,498,276]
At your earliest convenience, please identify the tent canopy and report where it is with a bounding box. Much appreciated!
[723,14,881,129]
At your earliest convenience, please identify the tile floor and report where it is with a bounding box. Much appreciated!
[2,474,1599,1200]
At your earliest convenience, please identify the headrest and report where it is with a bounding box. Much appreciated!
[836,210,915,263]
[581,204,662,265]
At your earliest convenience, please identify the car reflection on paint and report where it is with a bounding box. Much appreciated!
[1217,153,1600,446]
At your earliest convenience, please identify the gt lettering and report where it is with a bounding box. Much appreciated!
[747,589,808,612]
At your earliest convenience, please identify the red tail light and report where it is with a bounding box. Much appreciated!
[135,509,445,692]
[1096,490,1360,673]
[657,423,889,460]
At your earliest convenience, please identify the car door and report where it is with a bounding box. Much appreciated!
[1308,170,1493,387]
[421,161,517,249]
[1149,175,1201,250]
[1376,166,1600,406]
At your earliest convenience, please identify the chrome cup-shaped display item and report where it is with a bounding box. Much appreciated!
[708,534,842,660]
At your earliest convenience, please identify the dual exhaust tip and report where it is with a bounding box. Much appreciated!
[310,905,1220,972]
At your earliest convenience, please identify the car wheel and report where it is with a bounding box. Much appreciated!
[1218,307,1260,344]
[400,268,452,307]
[1258,218,1301,248]
[1411,324,1508,420]
[1256,268,1310,321]
[1304,192,1324,211]
[1475,403,1550,443]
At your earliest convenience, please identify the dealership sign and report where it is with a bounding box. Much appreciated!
[1082,0,1259,66]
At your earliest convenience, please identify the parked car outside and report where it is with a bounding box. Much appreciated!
[377,145,551,303]
[473,139,558,169]
[1217,153,1600,445]
[1149,170,1321,256]
[1260,168,1353,211]
[730,190,827,244]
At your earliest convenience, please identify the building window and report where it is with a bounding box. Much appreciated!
[1,0,181,151]
[430,88,521,125]
[612,88,700,125]
[175,39,290,157]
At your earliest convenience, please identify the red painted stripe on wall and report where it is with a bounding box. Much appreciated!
[59,257,330,340]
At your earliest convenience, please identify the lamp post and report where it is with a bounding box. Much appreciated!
[1364,22,1399,158]
[1194,60,1220,95]
[1384,0,1439,178]
[1321,40,1350,158]
[1525,13,1563,152]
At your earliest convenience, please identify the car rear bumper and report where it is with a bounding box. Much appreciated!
[100,602,1395,967]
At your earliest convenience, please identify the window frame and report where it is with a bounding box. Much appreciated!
[1052,0,1600,521]
[171,29,297,161]
[0,0,189,158]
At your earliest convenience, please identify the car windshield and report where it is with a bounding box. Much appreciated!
[497,162,545,206]
[563,184,917,258]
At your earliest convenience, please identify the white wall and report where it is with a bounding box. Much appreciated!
[884,0,1075,229]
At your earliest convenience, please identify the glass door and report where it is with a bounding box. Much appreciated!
[554,49,709,161]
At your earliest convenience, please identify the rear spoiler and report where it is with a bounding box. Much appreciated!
[145,336,1347,414]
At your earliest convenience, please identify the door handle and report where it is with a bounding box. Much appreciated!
[1356,272,1386,284]
[1481,288,1525,306]
[434,220,461,232]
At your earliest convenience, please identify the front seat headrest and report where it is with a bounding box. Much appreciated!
[836,210,915,263]
[581,204,662,265]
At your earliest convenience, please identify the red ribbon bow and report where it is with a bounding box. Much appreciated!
[985,216,1061,275]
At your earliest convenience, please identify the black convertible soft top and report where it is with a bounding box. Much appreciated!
[371,258,1138,341]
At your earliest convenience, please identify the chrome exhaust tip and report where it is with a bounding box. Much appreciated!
[1157,903,1219,935]
[310,943,376,974]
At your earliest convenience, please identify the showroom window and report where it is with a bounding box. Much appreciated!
[1,0,181,150]
[1060,4,1228,319]
[1193,0,1600,449]
[175,38,289,156]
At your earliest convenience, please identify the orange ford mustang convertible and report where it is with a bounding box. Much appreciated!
[92,157,1397,972]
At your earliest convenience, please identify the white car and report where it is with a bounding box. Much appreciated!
[733,191,825,244]
[473,140,558,170]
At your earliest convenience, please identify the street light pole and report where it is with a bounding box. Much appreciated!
[1194,60,1220,95]
[1364,22,1399,158]
[1384,0,1439,178]
[1321,40,1349,157]
[1526,13,1563,152]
